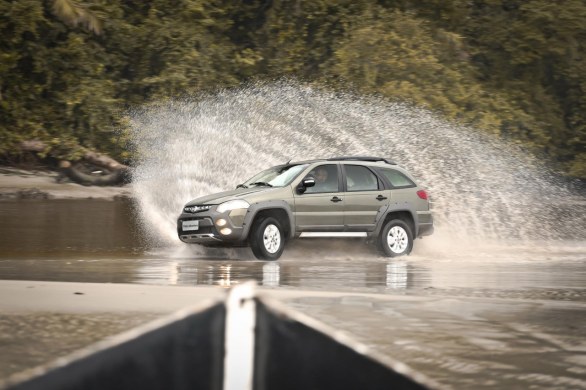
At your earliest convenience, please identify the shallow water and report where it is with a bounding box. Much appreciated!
[1,199,584,299]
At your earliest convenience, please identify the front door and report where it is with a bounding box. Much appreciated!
[293,164,344,231]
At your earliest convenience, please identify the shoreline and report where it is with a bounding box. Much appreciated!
[0,167,132,200]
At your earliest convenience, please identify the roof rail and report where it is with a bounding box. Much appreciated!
[327,156,396,165]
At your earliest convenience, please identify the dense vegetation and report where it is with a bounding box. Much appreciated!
[1,0,585,178]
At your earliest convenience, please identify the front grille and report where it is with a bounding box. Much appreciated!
[178,226,215,236]
[191,226,213,235]
[184,205,212,213]
[181,217,208,222]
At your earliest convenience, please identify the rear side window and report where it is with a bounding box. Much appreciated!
[378,168,415,188]
[345,165,380,192]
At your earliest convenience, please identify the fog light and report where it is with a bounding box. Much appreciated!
[220,228,232,235]
[215,218,227,227]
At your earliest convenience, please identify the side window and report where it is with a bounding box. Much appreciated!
[345,165,380,192]
[379,168,415,188]
[304,164,339,193]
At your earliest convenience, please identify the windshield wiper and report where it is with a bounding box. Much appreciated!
[236,184,248,189]
[250,181,273,187]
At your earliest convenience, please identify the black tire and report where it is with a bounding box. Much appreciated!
[377,219,413,257]
[249,217,285,260]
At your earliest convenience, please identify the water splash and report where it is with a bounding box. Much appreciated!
[129,81,583,248]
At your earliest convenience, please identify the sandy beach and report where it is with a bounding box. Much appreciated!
[0,167,131,200]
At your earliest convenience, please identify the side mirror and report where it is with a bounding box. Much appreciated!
[303,177,316,188]
[297,177,315,194]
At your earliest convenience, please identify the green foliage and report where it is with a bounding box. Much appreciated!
[0,0,240,162]
[1,0,118,159]
[0,0,585,178]
[328,6,547,149]
[455,0,586,172]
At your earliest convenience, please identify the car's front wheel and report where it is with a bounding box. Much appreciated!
[249,217,285,260]
[378,219,413,257]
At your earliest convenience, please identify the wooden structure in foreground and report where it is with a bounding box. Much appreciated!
[4,284,436,390]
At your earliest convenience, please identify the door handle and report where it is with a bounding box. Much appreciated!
[330,196,343,203]
[376,195,388,201]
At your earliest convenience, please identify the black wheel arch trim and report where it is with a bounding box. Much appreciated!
[241,200,296,240]
[372,203,419,238]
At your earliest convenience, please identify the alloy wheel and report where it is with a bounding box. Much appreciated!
[387,226,408,254]
[263,224,281,254]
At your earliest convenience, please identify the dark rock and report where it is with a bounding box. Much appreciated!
[17,188,50,200]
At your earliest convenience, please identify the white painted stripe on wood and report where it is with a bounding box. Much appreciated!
[223,283,256,390]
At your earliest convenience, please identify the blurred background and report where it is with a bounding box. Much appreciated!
[1,0,585,181]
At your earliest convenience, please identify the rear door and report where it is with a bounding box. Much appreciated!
[293,164,344,231]
[342,164,389,231]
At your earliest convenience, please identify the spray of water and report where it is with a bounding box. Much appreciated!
[129,81,583,254]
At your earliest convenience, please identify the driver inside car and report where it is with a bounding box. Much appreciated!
[307,166,337,193]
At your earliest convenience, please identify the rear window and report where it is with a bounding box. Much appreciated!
[378,168,415,188]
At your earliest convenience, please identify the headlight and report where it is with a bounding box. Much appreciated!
[216,200,250,213]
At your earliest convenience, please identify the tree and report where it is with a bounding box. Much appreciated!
[50,0,102,35]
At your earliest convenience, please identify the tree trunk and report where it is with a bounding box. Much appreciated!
[20,140,131,186]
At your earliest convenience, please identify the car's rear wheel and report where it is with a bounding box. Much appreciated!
[378,219,413,257]
[250,217,285,260]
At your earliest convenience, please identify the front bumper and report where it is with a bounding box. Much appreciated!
[177,207,248,246]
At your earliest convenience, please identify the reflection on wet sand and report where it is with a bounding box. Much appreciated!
[262,262,280,287]
[2,247,584,300]
[386,261,408,289]
[0,199,141,258]
[1,246,585,311]
[131,256,429,293]
[126,244,586,299]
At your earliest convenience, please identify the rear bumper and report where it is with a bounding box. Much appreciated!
[416,211,434,237]
[417,223,434,237]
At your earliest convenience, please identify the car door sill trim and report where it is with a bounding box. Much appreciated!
[299,232,368,238]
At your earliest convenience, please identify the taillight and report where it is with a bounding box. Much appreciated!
[416,190,428,200]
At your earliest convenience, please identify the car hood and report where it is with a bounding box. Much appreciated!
[185,187,279,206]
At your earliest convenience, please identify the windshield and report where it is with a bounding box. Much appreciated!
[242,164,309,188]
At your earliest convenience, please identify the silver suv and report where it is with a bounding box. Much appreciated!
[177,157,433,260]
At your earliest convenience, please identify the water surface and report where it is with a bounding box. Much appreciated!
[1,199,583,300]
